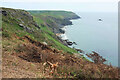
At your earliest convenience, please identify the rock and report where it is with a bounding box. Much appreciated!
[57,37,68,46]
[19,24,33,33]
[19,24,26,28]
[41,24,45,27]
[75,49,84,53]
[73,42,77,45]
[42,42,47,45]
[67,41,73,46]
[21,11,33,20]
[59,29,65,34]
[2,10,7,16]
[98,18,103,21]
[61,19,72,26]
[63,39,77,46]
[32,22,40,29]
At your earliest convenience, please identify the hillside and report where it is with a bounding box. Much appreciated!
[28,10,80,34]
[2,8,79,54]
[2,7,119,79]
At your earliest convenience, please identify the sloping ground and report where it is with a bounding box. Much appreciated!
[2,36,119,78]
[2,7,119,79]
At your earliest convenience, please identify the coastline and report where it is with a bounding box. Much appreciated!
[57,19,94,63]
[58,18,113,66]
[59,13,118,67]
[58,26,68,40]
[56,19,80,46]
[54,14,80,46]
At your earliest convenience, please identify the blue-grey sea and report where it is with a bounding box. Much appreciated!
[64,12,118,67]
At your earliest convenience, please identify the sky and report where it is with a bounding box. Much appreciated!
[2,0,119,3]
[1,0,119,12]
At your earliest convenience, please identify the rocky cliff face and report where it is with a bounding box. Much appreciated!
[28,11,80,34]
[2,8,40,34]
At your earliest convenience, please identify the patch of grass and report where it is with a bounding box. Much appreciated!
[2,31,10,38]
[45,33,77,53]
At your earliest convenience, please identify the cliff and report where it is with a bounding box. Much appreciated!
[28,10,80,34]
[2,7,78,54]
[2,7,119,78]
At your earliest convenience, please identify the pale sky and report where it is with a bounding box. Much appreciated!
[2,0,119,3]
[1,0,119,12]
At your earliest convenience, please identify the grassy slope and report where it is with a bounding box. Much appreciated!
[28,10,79,54]
[2,8,78,54]
[2,8,119,78]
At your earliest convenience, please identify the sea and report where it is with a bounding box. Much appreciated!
[62,12,118,67]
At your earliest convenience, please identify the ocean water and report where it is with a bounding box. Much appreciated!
[65,12,118,67]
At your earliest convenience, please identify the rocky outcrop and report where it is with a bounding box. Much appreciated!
[1,10,7,16]
[19,24,34,33]
[63,40,77,46]
[2,7,40,31]
[59,28,65,34]
[43,14,80,34]
[45,14,80,46]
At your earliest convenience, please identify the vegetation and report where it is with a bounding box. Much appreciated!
[86,51,107,64]
[28,10,80,19]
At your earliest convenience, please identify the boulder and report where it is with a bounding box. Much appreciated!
[42,42,47,45]
[67,41,73,46]
[2,10,7,16]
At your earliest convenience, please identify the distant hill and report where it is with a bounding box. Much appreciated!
[28,10,80,19]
